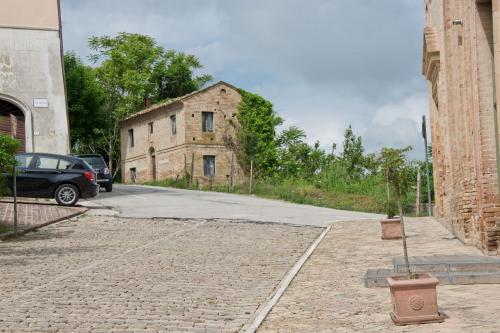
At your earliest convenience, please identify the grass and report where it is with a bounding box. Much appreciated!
[143,174,418,214]
[0,224,11,234]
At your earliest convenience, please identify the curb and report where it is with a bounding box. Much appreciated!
[243,224,332,333]
[0,208,87,240]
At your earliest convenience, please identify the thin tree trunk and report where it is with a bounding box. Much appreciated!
[396,188,412,279]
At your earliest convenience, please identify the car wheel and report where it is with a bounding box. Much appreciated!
[105,184,113,192]
[55,184,79,206]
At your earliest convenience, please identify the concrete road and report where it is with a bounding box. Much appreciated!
[84,184,382,226]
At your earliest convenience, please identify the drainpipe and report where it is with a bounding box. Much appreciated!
[492,1,500,195]
[57,0,71,154]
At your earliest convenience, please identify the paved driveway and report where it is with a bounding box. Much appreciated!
[0,215,321,333]
[84,184,382,227]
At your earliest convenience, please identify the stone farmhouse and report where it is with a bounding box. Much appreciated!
[423,0,500,255]
[0,0,69,154]
[120,81,244,186]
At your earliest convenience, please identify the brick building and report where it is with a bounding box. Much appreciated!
[120,81,244,186]
[423,0,500,254]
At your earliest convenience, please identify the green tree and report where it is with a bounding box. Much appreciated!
[235,90,283,177]
[277,127,329,179]
[64,52,106,149]
[86,32,212,175]
[341,125,365,177]
[154,51,212,101]
[0,135,20,196]
[380,146,414,277]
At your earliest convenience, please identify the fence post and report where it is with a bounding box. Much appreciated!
[13,165,18,238]
[249,159,254,194]
[230,152,235,192]
[190,152,195,188]
[416,170,421,217]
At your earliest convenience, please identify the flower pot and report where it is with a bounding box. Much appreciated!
[386,273,444,325]
[380,218,402,240]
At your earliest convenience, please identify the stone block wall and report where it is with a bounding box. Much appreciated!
[120,82,245,187]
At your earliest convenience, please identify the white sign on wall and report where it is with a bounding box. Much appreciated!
[33,98,49,108]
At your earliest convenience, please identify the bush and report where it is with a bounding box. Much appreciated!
[0,135,19,196]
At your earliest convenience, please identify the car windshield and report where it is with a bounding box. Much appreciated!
[81,157,106,169]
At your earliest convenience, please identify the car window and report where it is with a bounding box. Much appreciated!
[58,159,73,170]
[82,157,106,169]
[35,157,59,169]
[72,163,86,170]
[16,155,33,168]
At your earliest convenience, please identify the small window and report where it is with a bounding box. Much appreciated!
[58,159,73,170]
[128,129,134,147]
[203,155,216,177]
[170,115,177,135]
[148,122,154,135]
[202,112,214,132]
[130,167,137,183]
[34,157,59,169]
[15,155,33,168]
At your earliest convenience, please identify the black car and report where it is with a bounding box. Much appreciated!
[5,153,99,206]
[76,154,113,192]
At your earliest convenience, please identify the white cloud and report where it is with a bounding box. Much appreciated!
[60,0,428,158]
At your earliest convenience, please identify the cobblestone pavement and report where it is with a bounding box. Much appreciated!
[0,215,321,333]
[0,201,85,232]
[258,217,500,333]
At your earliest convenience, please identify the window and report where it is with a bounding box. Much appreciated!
[15,155,33,168]
[130,167,137,183]
[72,163,85,170]
[34,157,59,169]
[128,129,134,147]
[58,159,73,170]
[170,115,177,135]
[148,122,154,135]
[202,112,214,132]
[203,155,216,177]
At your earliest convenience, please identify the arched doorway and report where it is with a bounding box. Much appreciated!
[149,147,157,181]
[0,99,26,152]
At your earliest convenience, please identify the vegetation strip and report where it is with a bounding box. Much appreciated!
[243,224,332,333]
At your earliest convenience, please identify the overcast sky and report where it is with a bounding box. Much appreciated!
[60,0,428,158]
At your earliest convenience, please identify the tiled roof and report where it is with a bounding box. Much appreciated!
[120,81,238,124]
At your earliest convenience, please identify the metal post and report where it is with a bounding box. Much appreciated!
[12,165,18,237]
[422,115,432,216]
[249,159,254,194]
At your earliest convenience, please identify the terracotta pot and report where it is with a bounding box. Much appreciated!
[380,218,402,240]
[387,273,444,325]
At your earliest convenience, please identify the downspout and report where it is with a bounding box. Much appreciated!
[57,0,71,154]
[491,1,500,195]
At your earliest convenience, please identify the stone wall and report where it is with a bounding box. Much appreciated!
[424,0,500,255]
[121,82,245,187]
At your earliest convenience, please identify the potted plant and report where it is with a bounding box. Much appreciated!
[380,199,402,240]
[380,147,444,325]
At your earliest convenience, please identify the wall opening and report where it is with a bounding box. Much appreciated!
[0,99,26,152]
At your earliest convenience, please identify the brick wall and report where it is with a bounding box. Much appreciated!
[424,0,500,255]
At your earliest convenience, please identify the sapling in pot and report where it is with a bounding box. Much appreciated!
[380,146,444,325]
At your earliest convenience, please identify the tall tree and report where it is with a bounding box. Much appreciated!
[341,125,365,177]
[64,52,106,149]
[86,32,212,175]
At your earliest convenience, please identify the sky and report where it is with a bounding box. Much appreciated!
[60,0,428,159]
